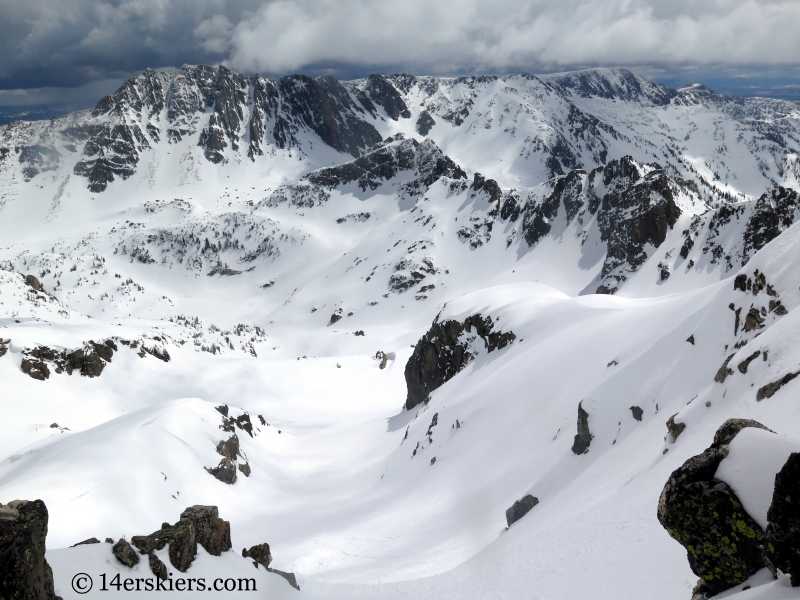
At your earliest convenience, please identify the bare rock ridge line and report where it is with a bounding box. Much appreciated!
[4,65,798,200]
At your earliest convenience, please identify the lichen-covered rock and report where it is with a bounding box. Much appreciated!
[571,401,593,455]
[404,313,516,410]
[0,499,61,600]
[179,506,231,556]
[131,519,196,572]
[112,538,140,568]
[657,419,772,596]
[148,553,168,580]
[505,495,539,526]
[711,419,773,447]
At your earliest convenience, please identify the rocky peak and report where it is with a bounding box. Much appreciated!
[306,136,465,193]
[542,68,677,106]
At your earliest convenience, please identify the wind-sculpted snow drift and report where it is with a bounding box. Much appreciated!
[3,66,800,599]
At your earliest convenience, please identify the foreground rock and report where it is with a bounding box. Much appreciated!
[658,419,774,597]
[0,499,61,600]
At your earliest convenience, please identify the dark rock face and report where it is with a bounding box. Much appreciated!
[757,371,800,401]
[712,419,773,448]
[148,553,168,580]
[505,494,539,526]
[39,65,388,191]
[126,506,232,574]
[404,313,516,410]
[306,137,466,194]
[630,406,643,421]
[362,74,411,121]
[571,401,593,455]
[0,499,61,600]
[132,519,196,573]
[206,458,238,485]
[742,187,800,262]
[765,452,800,585]
[593,158,683,293]
[25,275,43,291]
[714,353,736,384]
[112,538,140,568]
[179,506,232,556]
[416,110,436,135]
[522,169,584,246]
[20,339,119,380]
[216,435,240,461]
[657,419,773,596]
[276,74,382,158]
[242,543,272,568]
[471,172,502,204]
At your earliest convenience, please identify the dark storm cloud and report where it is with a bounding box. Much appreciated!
[1,0,799,105]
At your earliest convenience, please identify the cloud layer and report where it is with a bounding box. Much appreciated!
[0,0,799,95]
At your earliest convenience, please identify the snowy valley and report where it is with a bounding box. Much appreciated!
[2,66,800,599]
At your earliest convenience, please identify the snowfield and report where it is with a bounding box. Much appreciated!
[2,66,800,599]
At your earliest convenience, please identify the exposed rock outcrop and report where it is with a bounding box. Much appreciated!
[666,414,686,442]
[404,313,516,410]
[206,457,238,485]
[657,419,774,597]
[505,495,539,526]
[112,538,140,568]
[0,499,61,600]
[242,543,272,568]
[131,518,197,573]
[178,506,232,557]
[242,543,301,590]
[20,339,119,380]
[306,136,466,194]
[571,401,593,455]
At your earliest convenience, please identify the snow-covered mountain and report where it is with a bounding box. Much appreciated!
[2,66,800,599]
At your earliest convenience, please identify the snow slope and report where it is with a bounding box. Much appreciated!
[1,67,800,599]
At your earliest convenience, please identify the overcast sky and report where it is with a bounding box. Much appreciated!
[1,0,800,108]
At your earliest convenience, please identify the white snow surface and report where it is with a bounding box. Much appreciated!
[1,67,800,599]
[715,428,800,530]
